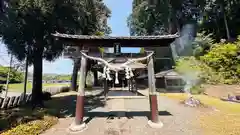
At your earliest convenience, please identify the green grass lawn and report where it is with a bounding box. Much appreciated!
[3,83,70,92]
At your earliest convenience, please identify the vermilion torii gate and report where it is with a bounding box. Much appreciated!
[52,33,178,132]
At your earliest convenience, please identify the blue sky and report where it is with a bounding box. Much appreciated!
[0,0,140,74]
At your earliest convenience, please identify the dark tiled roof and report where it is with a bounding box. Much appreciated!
[52,32,179,40]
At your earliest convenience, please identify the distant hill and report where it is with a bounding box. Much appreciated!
[42,73,71,81]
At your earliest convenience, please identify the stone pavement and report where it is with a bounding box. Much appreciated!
[41,94,204,135]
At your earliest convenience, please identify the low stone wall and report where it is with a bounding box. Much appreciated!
[43,86,70,95]
[0,86,70,110]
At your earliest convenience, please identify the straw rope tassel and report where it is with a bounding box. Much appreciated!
[115,71,119,84]
[102,66,106,78]
[125,67,130,79]
[129,67,134,77]
[106,68,112,80]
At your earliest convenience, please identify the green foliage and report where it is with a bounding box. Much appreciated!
[175,56,225,84]
[0,66,24,83]
[0,0,111,104]
[192,31,214,57]
[140,48,145,54]
[128,0,205,36]
[0,0,111,62]
[128,0,240,41]
[176,37,240,85]
[42,74,71,81]
[201,39,240,84]
[200,0,240,40]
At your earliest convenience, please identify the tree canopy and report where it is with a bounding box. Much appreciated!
[128,0,240,40]
[0,0,111,62]
[128,0,204,36]
[0,0,111,107]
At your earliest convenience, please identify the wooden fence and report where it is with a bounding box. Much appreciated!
[0,86,70,110]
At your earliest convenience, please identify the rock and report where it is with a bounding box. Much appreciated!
[184,97,201,107]
[236,95,240,100]
[228,94,236,101]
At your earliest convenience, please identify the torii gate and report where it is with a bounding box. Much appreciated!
[52,33,178,132]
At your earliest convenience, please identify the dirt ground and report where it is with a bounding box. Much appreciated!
[203,84,240,99]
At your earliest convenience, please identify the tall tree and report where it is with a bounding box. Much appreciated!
[70,0,111,91]
[0,0,110,107]
[199,0,240,40]
[128,0,204,36]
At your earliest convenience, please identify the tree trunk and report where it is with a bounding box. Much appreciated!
[221,4,231,40]
[223,12,231,40]
[71,58,80,91]
[32,48,44,108]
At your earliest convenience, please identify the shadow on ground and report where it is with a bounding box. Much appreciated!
[0,90,174,133]
[0,91,106,133]
[83,110,172,124]
[45,91,107,118]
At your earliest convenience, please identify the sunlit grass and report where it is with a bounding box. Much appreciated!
[161,93,240,113]
[5,83,70,92]
[161,93,240,135]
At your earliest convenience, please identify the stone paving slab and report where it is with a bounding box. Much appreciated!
[41,96,203,135]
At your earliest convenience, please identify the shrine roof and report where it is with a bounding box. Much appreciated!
[52,32,179,47]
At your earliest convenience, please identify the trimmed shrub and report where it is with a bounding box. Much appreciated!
[201,38,240,84]
[175,56,224,84]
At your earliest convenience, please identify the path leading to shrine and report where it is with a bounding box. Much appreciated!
[41,89,204,135]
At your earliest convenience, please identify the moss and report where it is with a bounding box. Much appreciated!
[1,116,58,135]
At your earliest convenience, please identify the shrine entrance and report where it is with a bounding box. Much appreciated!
[52,33,178,133]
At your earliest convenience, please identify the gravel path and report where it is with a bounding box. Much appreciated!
[41,95,203,135]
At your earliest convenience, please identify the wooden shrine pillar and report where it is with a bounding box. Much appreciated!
[147,55,163,128]
[68,55,88,132]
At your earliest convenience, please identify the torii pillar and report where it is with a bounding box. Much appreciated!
[147,55,163,128]
[68,55,88,133]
